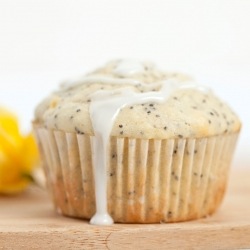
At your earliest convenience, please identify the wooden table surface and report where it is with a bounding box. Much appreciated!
[0,170,250,250]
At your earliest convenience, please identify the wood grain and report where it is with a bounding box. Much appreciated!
[0,170,250,250]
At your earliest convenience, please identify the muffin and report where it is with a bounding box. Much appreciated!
[33,59,241,224]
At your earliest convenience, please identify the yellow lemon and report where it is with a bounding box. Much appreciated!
[0,107,39,194]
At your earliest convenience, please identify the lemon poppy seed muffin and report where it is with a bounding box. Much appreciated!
[33,59,241,224]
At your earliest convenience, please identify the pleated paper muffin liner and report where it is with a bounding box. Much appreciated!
[34,127,239,223]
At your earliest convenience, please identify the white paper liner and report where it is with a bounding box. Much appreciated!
[35,128,239,223]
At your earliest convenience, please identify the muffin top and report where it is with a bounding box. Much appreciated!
[34,59,241,139]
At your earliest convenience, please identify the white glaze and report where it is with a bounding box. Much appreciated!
[113,59,148,77]
[61,59,155,90]
[60,75,140,89]
[87,62,206,225]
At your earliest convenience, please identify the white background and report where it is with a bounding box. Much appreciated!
[0,0,249,169]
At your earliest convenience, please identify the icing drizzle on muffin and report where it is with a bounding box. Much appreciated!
[34,59,241,225]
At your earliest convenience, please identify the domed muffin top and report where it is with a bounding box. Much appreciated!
[34,59,241,139]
